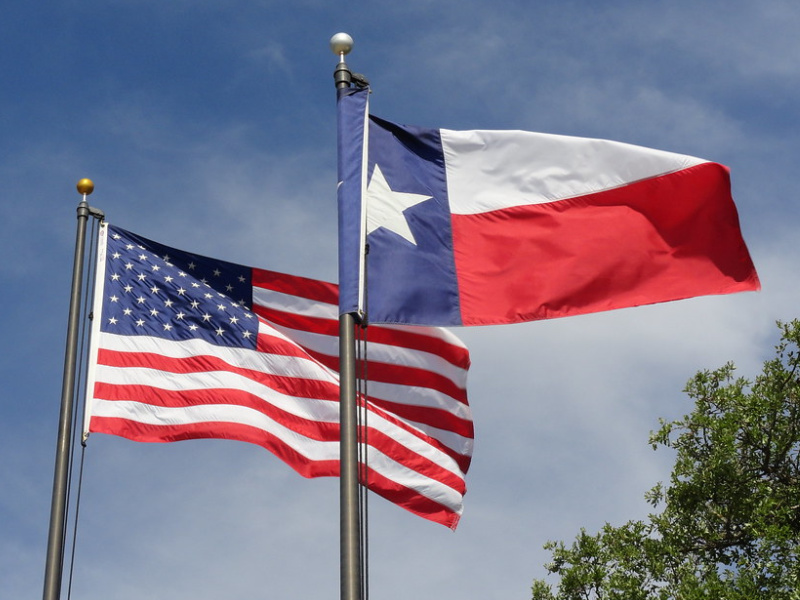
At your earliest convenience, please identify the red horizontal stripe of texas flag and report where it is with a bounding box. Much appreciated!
[452,162,760,325]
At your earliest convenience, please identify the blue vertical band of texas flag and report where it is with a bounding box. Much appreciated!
[337,86,462,326]
[337,86,368,321]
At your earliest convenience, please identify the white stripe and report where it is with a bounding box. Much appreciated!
[94,294,470,452]
[379,322,469,351]
[399,421,474,459]
[441,129,708,215]
[251,279,469,362]
[364,338,468,386]
[95,364,467,467]
[363,445,464,511]
[91,399,341,457]
[83,223,109,440]
[252,286,338,319]
[267,324,468,388]
[93,363,340,420]
[264,323,338,355]
[357,93,371,318]
[363,405,463,477]
[97,330,339,384]
[367,380,471,420]
[92,399,463,512]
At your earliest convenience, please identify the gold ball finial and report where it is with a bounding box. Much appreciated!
[76,178,94,196]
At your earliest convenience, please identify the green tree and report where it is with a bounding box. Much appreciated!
[531,320,800,600]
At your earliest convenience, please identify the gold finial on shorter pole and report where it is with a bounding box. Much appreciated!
[76,178,94,196]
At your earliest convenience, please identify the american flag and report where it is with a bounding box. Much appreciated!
[84,224,473,528]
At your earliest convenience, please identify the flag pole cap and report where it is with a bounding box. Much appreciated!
[76,178,94,196]
[330,32,353,57]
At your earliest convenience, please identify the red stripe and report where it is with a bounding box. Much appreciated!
[252,308,469,403]
[98,345,468,446]
[363,402,471,469]
[93,380,469,468]
[367,396,474,446]
[255,305,470,370]
[361,326,470,370]
[93,383,463,482]
[362,467,460,530]
[254,305,338,336]
[452,162,760,326]
[92,416,460,528]
[360,427,465,494]
[251,267,339,305]
[309,350,467,405]
[364,400,473,473]
[362,360,467,404]
[91,400,465,523]
[255,330,323,360]
[255,312,470,404]
[94,382,466,482]
[90,417,342,478]
[94,382,340,439]
[94,376,465,477]
[97,348,339,400]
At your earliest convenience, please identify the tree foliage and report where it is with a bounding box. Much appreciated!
[531,320,800,600]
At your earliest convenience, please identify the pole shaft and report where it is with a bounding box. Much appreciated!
[334,44,361,600]
[43,199,91,600]
[339,314,361,600]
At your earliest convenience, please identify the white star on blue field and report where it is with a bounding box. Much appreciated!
[101,226,258,347]
[2,2,798,599]
[365,164,432,245]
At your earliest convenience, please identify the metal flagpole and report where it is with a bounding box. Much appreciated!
[331,33,362,600]
[43,179,102,600]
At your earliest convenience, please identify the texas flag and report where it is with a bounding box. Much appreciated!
[337,87,759,327]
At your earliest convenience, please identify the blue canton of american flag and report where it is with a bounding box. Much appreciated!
[102,227,257,349]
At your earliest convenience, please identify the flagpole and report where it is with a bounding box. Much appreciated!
[331,33,362,600]
[43,179,101,600]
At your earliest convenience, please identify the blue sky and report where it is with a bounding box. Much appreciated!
[2,1,799,598]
